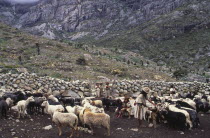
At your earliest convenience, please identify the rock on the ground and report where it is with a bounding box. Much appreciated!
[43,125,53,130]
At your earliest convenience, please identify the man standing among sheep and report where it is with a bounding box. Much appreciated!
[134,87,155,128]
[104,82,111,98]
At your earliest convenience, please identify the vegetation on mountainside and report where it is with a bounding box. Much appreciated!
[0,22,173,81]
[80,1,210,80]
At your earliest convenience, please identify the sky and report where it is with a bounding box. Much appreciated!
[6,0,40,4]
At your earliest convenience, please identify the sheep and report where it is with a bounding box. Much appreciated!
[5,98,13,110]
[91,100,103,108]
[74,105,84,116]
[52,109,79,137]
[17,96,35,118]
[41,101,64,117]
[83,108,110,136]
[66,106,74,113]
[79,106,105,126]
[48,95,59,102]
[81,98,92,106]
[168,104,193,129]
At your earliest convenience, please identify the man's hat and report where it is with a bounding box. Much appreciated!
[142,87,150,94]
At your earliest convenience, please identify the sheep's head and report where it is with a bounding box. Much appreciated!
[28,96,35,102]
[55,108,63,113]
[6,98,14,105]
[41,101,47,107]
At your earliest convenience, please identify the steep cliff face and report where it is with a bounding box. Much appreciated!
[0,0,192,39]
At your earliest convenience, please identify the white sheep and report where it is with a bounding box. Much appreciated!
[81,98,92,106]
[5,98,13,110]
[83,108,110,136]
[48,95,59,102]
[79,106,104,125]
[168,105,193,129]
[66,106,74,113]
[41,101,64,117]
[52,109,78,137]
[17,96,35,118]
[91,100,103,107]
[74,105,84,116]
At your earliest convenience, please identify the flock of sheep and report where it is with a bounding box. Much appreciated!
[0,92,110,137]
[0,90,210,137]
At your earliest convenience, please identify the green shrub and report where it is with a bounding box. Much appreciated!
[76,57,87,65]
[173,69,188,79]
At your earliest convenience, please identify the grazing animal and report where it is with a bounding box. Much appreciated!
[176,100,195,110]
[178,106,200,128]
[5,98,13,110]
[27,97,46,114]
[48,95,59,102]
[3,91,26,105]
[83,108,110,136]
[17,96,35,118]
[168,105,193,129]
[41,101,64,117]
[91,100,103,108]
[52,109,78,138]
[74,105,84,116]
[160,109,186,130]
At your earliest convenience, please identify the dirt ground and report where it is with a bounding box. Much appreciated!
[0,108,210,138]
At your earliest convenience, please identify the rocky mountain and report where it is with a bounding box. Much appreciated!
[0,0,210,81]
[0,0,194,39]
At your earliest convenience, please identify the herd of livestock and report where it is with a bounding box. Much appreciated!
[0,90,210,137]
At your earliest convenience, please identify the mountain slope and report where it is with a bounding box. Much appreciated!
[90,0,210,79]
[0,22,173,81]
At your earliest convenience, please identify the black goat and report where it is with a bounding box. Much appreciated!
[3,91,27,105]
[176,101,195,110]
[27,97,46,115]
[160,110,187,130]
[178,106,200,128]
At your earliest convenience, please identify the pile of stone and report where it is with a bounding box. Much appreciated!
[0,73,209,97]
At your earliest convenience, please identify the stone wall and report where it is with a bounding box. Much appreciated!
[0,73,210,97]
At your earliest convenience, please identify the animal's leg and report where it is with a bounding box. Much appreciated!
[58,125,62,136]
[4,108,7,118]
[107,125,110,136]
[70,127,74,138]
[76,127,79,137]
[89,124,94,135]
[128,110,131,119]
[0,111,2,119]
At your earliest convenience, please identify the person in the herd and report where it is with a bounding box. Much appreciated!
[134,87,155,128]
[169,84,176,98]
[115,99,123,118]
[105,82,111,98]
[118,98,132,118]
